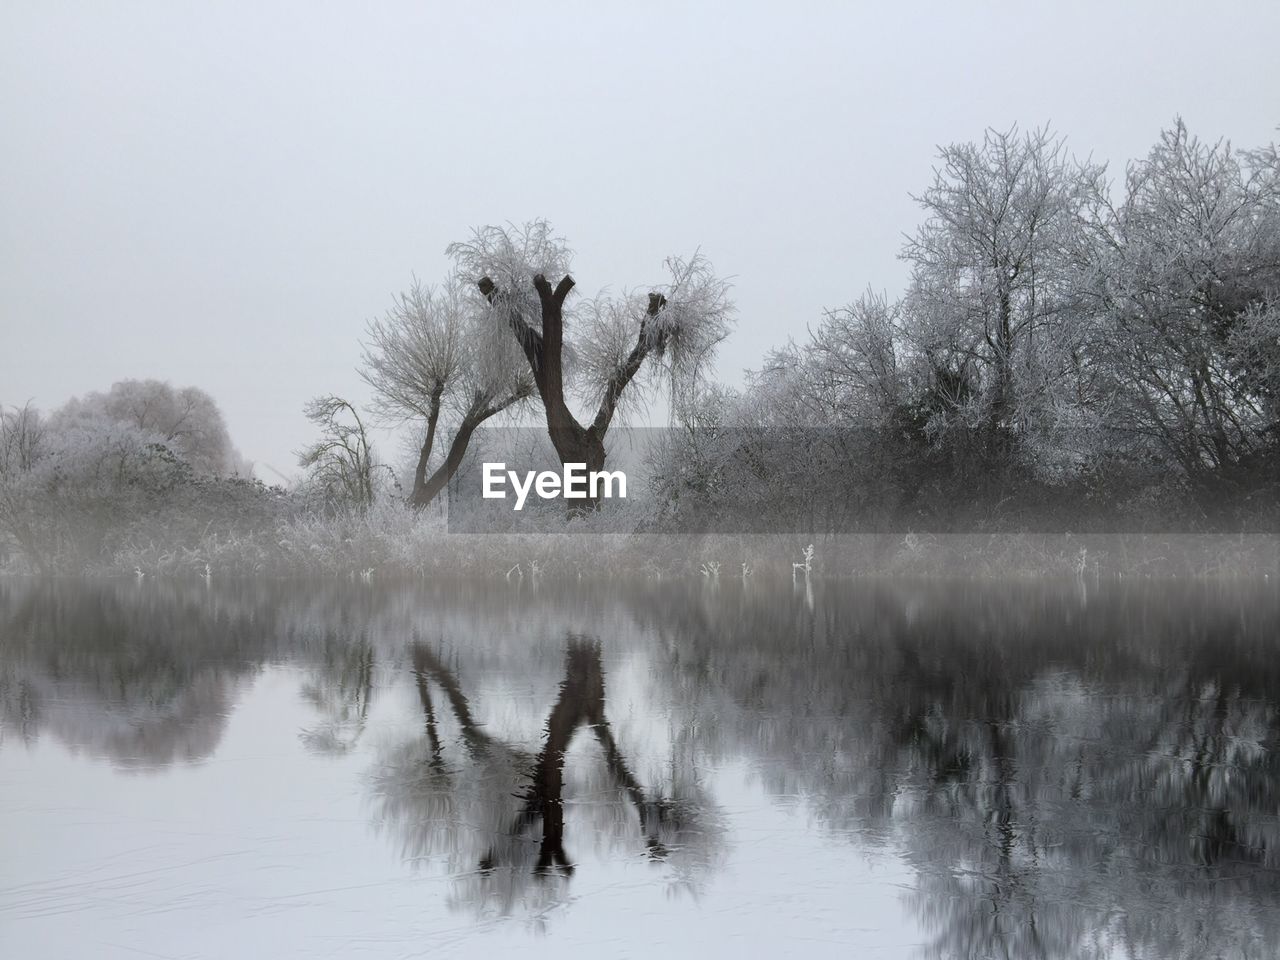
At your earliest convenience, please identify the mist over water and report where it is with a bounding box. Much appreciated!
[3,577,1278,959]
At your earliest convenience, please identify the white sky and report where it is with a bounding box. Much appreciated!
[3,0,1278,478]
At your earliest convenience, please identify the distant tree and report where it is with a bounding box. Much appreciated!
[0,402,45,475]
[297,396,383,512]
[0,406,188,571]
[448,221,733,503]
[648,382,741,521]
[55,379,242,476]
[0,403,49,567]
[360,277,534,510]
[806,290,906,427]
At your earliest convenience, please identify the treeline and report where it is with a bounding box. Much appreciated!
[660,120,1280,535]
[653,122,1280,532]
[3,120,1278,573]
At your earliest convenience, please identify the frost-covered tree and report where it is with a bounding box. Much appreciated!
[447,222,733,500]
[55,379,243,476]
[806,290,906,427]
[361,281,463,504]
[0,403,49,566]
[0,403,45,476]
[646,381,744,520]
[360,277,534,509]
[297,396,384,512]
[0,407,189,572]
[902,127,1107,465]
[1090,120,1280,482]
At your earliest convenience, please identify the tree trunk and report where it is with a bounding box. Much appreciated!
[416,415,480,509]
[478,275,667,513]
[412,392,526,510]
[520,640,607,873]
[409,388,444,510]
[988,285,1015,470]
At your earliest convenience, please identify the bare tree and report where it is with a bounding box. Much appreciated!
[447,222,733,504]
[360,276,535,510]
[0,403,45,475]
[297,395,382,511]
[361,281,464,503]
[0,403,49,569]
[807,289,905,426]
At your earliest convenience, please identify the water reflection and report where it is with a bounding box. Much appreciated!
[646,581,1280,959]
[374,636,721,920]
[1,576,1278,957]
[298,638,375,755]
[0,580,263,765]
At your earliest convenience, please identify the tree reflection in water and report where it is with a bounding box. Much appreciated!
[372,635,720,921]
[2,577,1278,956]
[298,639,375,755]
[648,580,1280,960]
[0,579,265,766]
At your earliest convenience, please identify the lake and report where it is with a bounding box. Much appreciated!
[2,577,1278,959]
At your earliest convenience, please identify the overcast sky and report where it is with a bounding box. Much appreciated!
[3,1,1278,477]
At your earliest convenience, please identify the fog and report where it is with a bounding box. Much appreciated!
[4,1,1279,474]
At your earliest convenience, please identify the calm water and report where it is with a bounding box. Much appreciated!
[2,577,1279,959]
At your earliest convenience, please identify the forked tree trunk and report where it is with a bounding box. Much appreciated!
[478,274,666,510]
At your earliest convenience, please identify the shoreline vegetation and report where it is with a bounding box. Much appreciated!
[0,496,1275,582]
[3,122,1278,578]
